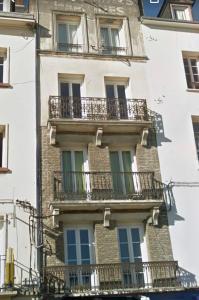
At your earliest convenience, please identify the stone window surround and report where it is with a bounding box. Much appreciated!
[0,124,10,173]
[52,11,88,53]
[96,14,132,56]
[0,47,11,89]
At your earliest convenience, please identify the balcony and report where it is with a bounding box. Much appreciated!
[51,171,164,211]
[44,261,183,296]
[48,96,151,136]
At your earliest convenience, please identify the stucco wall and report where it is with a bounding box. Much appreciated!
[142,22,199,283]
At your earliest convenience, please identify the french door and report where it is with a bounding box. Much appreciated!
[60,82,81,118]
[62,151,87,197]
[110,151,135,197]
[105,84,128,119]
[64,228,93,288]
[100,27,120,54]
[118,227,144,287]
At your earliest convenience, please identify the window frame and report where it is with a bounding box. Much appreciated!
[0,48,9,86]
[96,16,131,56]
[183,56,199,90]
[53,12,87,53]
[170,4,192,21]
[117,224,148,263]
[64,226,94,265]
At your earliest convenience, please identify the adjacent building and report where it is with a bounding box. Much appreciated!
[142,0,199,292]
[0,0,37,297]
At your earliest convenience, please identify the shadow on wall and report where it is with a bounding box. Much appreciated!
[149,110,172,146]
[162,184,185,226]
[178,267,198,288]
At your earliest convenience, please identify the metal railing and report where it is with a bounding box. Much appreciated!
[49,96,149,121]
[44,261,182,295]
[53,171,163,201]
[0,255,39,294]
[100,45,128,55]
[57,43,83,52]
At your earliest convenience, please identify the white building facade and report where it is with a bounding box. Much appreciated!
[142,0,199,286]
[0,0,37,291]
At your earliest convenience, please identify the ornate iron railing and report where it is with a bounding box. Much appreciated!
[49,96,149,121]
[57,43,83,52]
[53,171,163,201]
[100,45,128,55]
[44,261,182,295]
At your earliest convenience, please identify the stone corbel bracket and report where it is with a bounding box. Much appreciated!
[52,208,60,228]
[141,128,149,146]
[49,125,56,145]
[96,127,103,146]
[103,208,111,228]
[152,207,160,226]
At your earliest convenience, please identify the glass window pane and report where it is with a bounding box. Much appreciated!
[111,28,120,47]
[80,229,89,244]
[132,243,142,258]
[67,229,76,244]
[69,24,78,44]
[131,228,140,243]
[58,24,67,46]
[118,228,128,243]
[81,245,90,260]
[60,82,69,97]
[100,27,109,46]
[120,244,130,259]
[68,245,77,260]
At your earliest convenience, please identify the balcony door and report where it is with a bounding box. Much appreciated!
[64,228,94,287]
[62,150,87,198]
[118,227,144,287]
[105,84,128,119]
[60,81,81,118]
[110,151,135,197]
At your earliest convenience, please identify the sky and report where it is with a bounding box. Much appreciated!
[143,0,199,20]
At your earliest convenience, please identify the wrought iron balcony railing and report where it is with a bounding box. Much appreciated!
[100,45,128,55]
[49,96,149,121]
[53,171,163,201]
[57,43,83,52]
[44,261,182,295]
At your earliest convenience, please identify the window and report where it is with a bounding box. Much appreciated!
[118,227,144,287]
[64,228,93,287]
[105,83,128,119]
[62,150,88,197]
[183,57,199,89]
[0,48,8,84]
[171,4,192,21]
[193,122,199,161]
[0,0,3,11]
[0,57,3,83]
[110,150,137,197]
[56,15,83,52]
[60,81,81,118]
[99,18,127,55]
